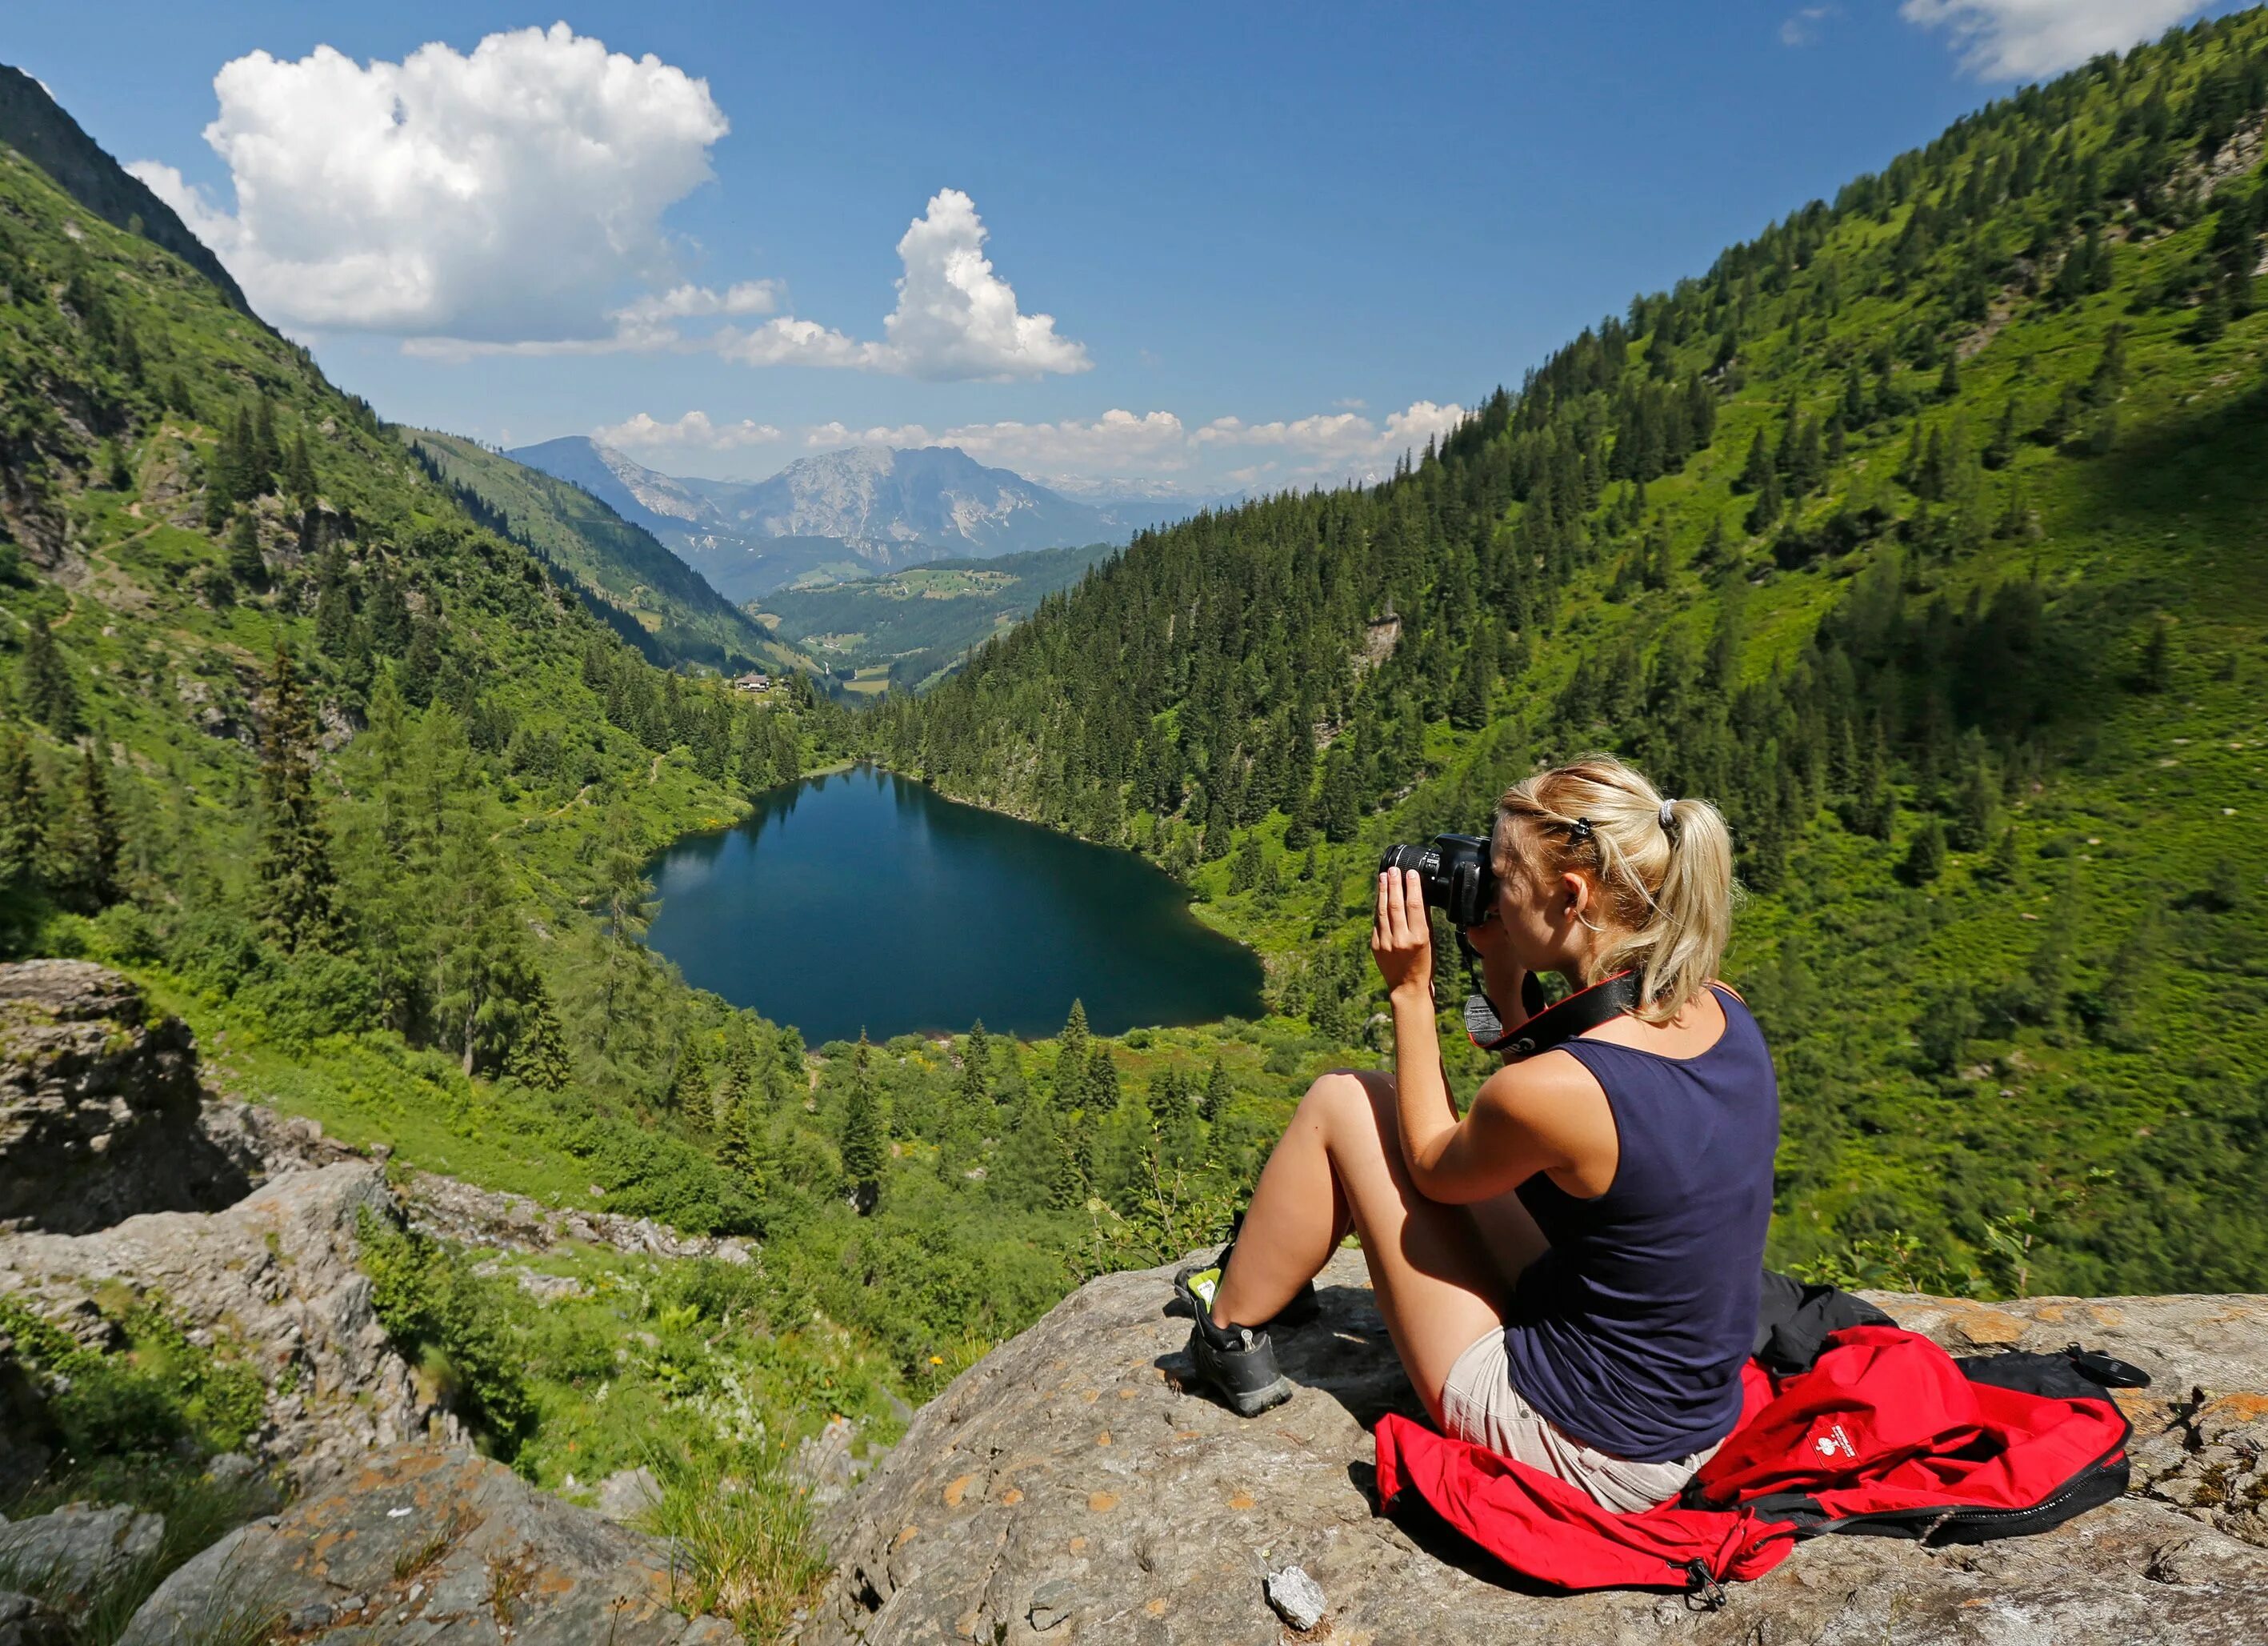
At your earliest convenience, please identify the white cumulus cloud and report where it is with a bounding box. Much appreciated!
[716,189,1090,381]
[1780,6,1837,48]
[802,420,938,449]
[1899,0,2206,79]
[596,410,782,451]
[932,410,1190,474]
[129,25,731,342]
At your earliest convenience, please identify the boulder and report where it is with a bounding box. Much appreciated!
[801,1250,2268,1645]
[0,1503,163,1608]
[0,1162,459,1485]
[118,1448,738,1644]
[402,1169,754,1264]
[0,960,248,1233]
[0,1589,66,1646]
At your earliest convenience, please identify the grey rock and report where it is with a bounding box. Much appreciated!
[594,1466,662,1524]
[0,1588,68,1646]
[1264,1564,1326,1632]
[0,1163,461,1486]
[792,1415,874,1509]
[0,1504,163,1609]
[800,1250,2268,1644]
[0,961,248,1233]
[1026,1576,1078,1632]
[118,1447,738,1644]
[403,1169,754,1264]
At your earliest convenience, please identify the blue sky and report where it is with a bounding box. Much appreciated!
[8,1,2249,492]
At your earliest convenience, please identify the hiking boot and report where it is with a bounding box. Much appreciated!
[1182,1313,1294,1417]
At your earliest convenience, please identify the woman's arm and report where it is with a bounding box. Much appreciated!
[1372,869,1609,1205]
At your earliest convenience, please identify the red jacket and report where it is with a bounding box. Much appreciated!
[1372,1325,2132,1600]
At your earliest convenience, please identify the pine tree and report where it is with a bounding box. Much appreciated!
[1086,1044,1121,1114]
[1901,817,1947,885]
[284,431,318,507]
[1228,831,1263,893]
[220,514,266,598]
[841,1034,886,1212]
[1154,1069,1201,1173]
[1200,1055,1234,1123]
[594,803,655,1051]
[1744,464,1784,535]
[1979,824,2023,886]
[18,615,80,735]
[2137,616,2174,693]
[312,545,354,654]
[662,1043,702,1119]
[1984,397,2019,469]
[1735,427,1772,494]
[1450,626,1496,730]
[249,398,281,495]
[252,645,341,951]
[1937,352,1961,400]
[1054,1000,1091,1111]
[202,414,241,530]
[1951,731,1999,851]
[1318,747,1360,843]
[505,979,574,1091]
[0,734,41,891]
[958,1019,992,1109]
[65,744,120,907]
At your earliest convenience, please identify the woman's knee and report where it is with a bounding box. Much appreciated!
[1298,1068,1398,1151]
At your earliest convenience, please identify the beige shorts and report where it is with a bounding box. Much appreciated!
[1440,1328,1722,1515]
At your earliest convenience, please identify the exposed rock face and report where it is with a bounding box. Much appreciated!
[0,960,249,1233]
[802,1251,2268,1645]
[119,1448,737,1644]
[403,1169,754,1264]
[0,1163,459,1487]
[0,1503,163,1607]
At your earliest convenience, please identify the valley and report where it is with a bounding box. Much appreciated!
[0,12,2266,1642]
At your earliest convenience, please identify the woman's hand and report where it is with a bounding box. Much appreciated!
[1371,868,1434,1004]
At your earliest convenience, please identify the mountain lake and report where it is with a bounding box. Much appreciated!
[642,763,1267,1044]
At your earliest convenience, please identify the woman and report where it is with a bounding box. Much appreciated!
[1180,755,1777,1514]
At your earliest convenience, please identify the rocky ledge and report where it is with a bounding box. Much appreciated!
[121,1447,735,1644]
[802,1249,2268,1645]
[0,959,250,1233]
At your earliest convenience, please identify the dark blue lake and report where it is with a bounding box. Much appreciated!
[642,764,1266,1044]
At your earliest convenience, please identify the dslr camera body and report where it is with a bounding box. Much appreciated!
[1378,831,1498,930]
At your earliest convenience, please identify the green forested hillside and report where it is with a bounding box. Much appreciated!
[874,13,2268,1297]
[401,427,806,676]
[0,79,1304,1610]
[759,539,1119,689]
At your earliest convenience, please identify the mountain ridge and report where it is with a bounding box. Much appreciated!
[510,435,1150,598]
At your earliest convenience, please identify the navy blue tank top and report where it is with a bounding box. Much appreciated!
[1502,985,1778,1463]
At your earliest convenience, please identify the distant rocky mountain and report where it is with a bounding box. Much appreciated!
[506,437,1133,599]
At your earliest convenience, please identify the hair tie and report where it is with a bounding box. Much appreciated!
[1658,799,1678,832]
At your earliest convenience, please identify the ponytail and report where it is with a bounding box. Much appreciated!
[1494,755,1738,1026]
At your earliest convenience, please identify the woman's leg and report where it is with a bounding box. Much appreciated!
[1209,1069,1514,1423]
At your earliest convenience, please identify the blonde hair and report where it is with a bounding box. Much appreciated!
[1494,754,1737,1026]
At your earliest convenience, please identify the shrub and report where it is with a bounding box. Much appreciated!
[356,1210,534,1452]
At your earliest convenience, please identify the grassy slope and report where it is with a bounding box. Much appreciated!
[400,427,811,677]
[879,17,2268,1297]
[759,540,1120,685]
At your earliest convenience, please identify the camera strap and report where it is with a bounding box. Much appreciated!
[1464,969,1645,1060]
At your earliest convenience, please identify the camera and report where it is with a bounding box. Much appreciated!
[1378,832,1498,930]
